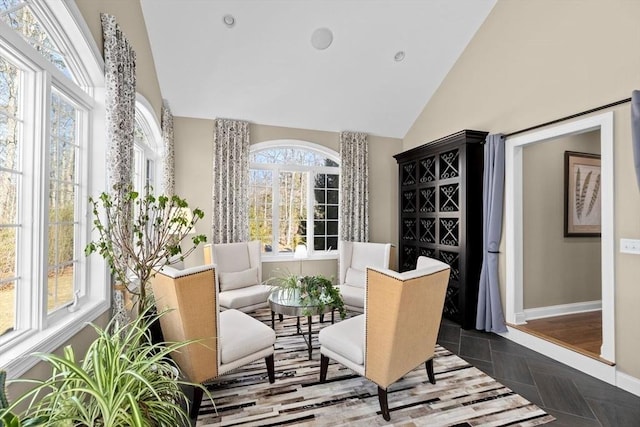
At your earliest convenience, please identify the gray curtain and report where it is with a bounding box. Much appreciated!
[340,131,369,242]
[101,13,136,326]
[161,100,175,195]
[476,134,507,333]
[212,118,250,243]
[632,90,640,191]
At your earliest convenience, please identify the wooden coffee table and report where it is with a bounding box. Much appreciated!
[268,289,334,360]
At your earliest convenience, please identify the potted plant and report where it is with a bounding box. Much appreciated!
[269,271,346,319]
[0,308,209,426]
[85,184,207,316]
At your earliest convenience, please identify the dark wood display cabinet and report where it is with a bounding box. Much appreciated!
[393,130,487,329]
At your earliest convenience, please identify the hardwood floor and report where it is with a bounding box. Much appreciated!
[510,310,612,364]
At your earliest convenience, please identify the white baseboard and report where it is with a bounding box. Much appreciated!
[617,370,640,397]
[524,300,602,321]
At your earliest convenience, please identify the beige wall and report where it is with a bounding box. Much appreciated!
[523,131,601,309]
[403,0,640,379]
[173,118,400,277]
[75,0,163,118]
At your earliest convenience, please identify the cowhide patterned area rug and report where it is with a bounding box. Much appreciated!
[197,309,555,427]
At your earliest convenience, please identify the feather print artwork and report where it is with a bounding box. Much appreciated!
[574,167,581,218]
[576,170,592,220]
[586,173,601,217]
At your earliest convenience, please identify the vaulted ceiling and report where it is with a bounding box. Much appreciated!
[140,0,496,138]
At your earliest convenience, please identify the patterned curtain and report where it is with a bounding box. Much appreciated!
[101,13,136,197]
[212,118,250,243]
[161,100,175,195]
[340,131,369,242]
[101,13,136,326]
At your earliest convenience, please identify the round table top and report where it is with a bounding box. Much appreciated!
[268,289,334,317]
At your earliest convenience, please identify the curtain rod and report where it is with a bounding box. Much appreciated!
[503,97,632,138]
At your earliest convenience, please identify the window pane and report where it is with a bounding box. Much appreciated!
[0,1,73,79]
[146,159,154,189]
[327,190,339,204]
[47,91,77,311]
[327,174,339,188]
[251,147,336,167]
[327,237,338,251]
[278,171,307,252]
[0,227,16,280]
[47,263,74,312]
[327,206,338,220]
[314,220,325,235]
[0,56,21,171]
[313,172,339,251]
[0,171,17,225]
[0,54,20,338]
[0,281,15,336]
[327,220,338,235]
[314,189,325,204]
[249,169,274,252]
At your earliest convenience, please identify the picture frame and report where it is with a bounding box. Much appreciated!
[564,151,601,237]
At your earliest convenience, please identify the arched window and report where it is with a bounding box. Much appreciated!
[0,0,107,376]
[133,95,162,194]
[249,140,340,257]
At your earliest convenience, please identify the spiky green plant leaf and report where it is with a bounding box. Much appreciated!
[5,308,212,426]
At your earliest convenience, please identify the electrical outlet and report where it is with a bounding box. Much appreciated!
[620,238,640,254]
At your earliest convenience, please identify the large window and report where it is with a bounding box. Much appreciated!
[0,0,107,377]
[249,141,340,256]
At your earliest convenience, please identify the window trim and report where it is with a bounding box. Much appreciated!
[250,140,340,261]
[0,0,109,378]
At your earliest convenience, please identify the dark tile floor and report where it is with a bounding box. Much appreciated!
[438,318,640,427]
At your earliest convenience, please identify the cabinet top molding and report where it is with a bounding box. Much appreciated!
[393,130,488,163]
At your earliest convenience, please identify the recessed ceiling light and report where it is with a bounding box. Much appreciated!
[394,51,405,62]
[311,27,333,50]
[223,14,235,28]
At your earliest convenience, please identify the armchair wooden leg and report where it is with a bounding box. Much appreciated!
[265,354,275,383]
[190,385,204,419]
[320,354,329,382]
[425,358,436,384]
[377,386,391,421]
[278,313,284,322]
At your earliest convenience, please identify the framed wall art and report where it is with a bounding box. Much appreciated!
[564,151,601,237]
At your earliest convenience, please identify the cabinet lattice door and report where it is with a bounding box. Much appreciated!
[394,130,487,329]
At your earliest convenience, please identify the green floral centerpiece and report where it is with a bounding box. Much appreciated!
[269,272,346,319]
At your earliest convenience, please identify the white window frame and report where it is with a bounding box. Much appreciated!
[0,0,108,378]
[250,140,340,261]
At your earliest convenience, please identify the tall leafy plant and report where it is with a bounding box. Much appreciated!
[85,184,207,315]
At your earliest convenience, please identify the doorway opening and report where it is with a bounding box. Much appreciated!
[504,112,616,383]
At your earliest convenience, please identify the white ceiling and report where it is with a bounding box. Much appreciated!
[140,0,496,139]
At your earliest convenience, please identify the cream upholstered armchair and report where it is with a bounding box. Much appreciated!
[338,240,392,312]
[151,264,276,418]
[319,259,450,421]
[203,241,272,312]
